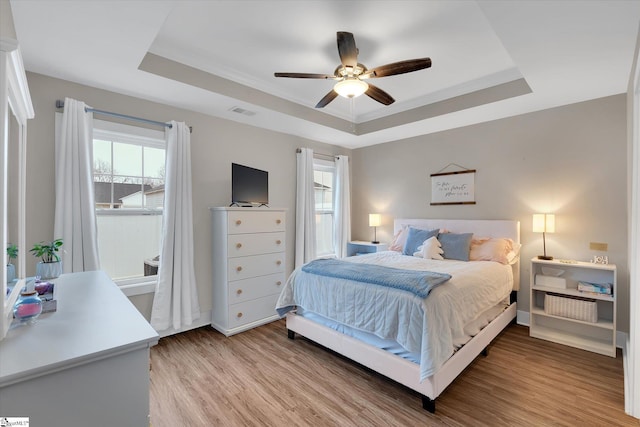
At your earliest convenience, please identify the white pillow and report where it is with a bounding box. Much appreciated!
[389,226,410,252]
[413,236,444,260]
[507,242,522,265]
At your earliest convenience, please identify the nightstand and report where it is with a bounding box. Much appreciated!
[346,241,389,257]
[529,257,616,357]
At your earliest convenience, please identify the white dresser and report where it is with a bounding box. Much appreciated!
[210,207,286,336]
[0,271,158,427]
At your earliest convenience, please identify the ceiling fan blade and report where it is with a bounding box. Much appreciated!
[369,58,432,78]
[274,72,335,79]
[365,83,395,105]
[315,90,339,108]
[337,31,358,68]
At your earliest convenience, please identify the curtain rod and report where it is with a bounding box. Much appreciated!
[55,100,193,132]
[296,148,338,160]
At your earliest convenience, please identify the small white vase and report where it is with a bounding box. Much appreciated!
[36,261,62,280]
[6,263,16,282]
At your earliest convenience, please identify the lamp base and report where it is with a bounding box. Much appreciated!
[537,255,553,260]
[371,241,380,244]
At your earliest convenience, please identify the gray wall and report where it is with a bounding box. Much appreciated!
[351,94,629,332]
[23,71,629,334]
[0,0,16,40]
[24,71,351,325]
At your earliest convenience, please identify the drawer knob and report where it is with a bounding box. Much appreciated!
[276,281,282,286]
[237,289,243,295]
[276,219,282,224]
[236,266,243,272]
[236,243,242,249]
[237,312,243,318]
[276,240,282,245]
[236,220,242,225]
[276,260,282,266]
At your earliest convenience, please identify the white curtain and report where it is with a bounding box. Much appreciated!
[333,155,351,258]
[54,97,100,273]
[295,148,316,268]
[151,121,200,331]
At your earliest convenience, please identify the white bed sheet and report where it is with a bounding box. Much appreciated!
[276,251,513,380]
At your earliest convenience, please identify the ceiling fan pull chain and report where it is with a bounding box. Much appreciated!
[350,97,354,120]
[350,98,355,132]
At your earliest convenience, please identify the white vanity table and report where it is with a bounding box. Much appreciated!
[0,271,159,426]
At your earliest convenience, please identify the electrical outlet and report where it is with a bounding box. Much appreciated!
[589,242,608,251]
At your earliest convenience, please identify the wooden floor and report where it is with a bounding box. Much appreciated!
[149,320,638,426]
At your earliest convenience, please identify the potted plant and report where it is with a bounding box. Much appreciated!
[6,243,17,282]
[30,239,63,279]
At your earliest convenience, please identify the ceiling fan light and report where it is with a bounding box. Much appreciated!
[334,78,369,98]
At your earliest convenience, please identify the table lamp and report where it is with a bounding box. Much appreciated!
[533,213,555,260]
[369,214,381,244]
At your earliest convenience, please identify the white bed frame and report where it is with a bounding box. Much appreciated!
[286,219,520,413]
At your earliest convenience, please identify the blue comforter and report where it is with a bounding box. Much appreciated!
[301,258,450,299]
[276,252,514,381]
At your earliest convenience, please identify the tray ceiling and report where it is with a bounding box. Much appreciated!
[9,0,640,148]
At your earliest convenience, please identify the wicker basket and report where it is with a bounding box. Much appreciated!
[544,293,597,323]
[144,256,159,276]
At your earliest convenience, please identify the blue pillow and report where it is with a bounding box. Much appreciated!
[402,227,439,255]
[438,233,473,261]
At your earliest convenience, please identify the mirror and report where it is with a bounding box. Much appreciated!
[1,38,33,340]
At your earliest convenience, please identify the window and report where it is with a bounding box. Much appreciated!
[314,159,335,257]
[92,120,165,284]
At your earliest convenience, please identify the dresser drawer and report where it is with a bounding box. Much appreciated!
[228,294,280,329]
[228,273,285,304]
[228,211,285,234]
[227,253,284,281]
[227,232,285,257]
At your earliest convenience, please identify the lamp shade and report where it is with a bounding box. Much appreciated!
[369,213,382,227]
[532,213,555,233]
[334,78,369,98]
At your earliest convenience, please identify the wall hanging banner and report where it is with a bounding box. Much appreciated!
[430,169,476,205]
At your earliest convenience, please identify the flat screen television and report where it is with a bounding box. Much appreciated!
[231,163,269,206]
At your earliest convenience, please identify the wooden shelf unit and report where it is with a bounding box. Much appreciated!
[529,258,616,357]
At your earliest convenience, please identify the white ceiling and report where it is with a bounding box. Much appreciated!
[9,0,640,149]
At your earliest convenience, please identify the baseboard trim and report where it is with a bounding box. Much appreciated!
[516,309,529,326]
[156,309,212,338]
[618,331,629,352]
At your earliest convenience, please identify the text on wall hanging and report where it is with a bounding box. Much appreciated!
[430,167,476,205]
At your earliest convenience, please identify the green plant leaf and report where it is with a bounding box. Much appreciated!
[6,243,18,262]
[30,239,63,263]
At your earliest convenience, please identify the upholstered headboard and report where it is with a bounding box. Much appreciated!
[394,219,521,291]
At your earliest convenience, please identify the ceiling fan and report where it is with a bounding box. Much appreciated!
[274,31,432,108]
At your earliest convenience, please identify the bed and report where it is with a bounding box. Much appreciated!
[276,219,520,413]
